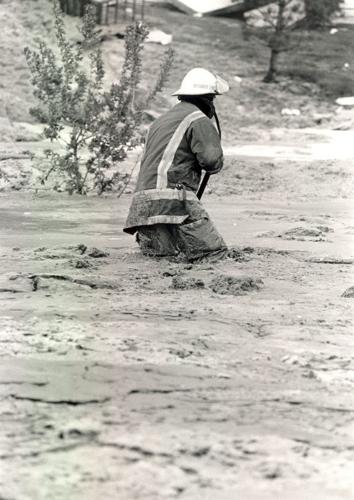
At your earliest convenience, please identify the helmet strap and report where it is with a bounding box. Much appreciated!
[213,110,221,139]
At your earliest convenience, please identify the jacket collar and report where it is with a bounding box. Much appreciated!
[178,95,215,119]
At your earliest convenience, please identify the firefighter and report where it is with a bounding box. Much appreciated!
[123,67,229,261]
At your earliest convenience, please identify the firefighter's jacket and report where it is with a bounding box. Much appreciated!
[123,101,223,234]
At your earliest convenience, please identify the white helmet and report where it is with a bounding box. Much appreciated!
[172,67,229,96]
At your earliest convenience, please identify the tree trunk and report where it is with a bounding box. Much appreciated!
[263,49,280,82]
[263,0,287,83]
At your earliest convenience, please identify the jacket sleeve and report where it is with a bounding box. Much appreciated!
[186,117,224,174]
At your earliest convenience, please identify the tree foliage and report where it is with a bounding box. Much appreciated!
[24,1,173,194]
[304,0,343,28]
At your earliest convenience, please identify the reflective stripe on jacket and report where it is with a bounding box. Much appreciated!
[123,101,223,234]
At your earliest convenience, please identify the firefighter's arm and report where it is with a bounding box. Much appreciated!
[187,118,224,174]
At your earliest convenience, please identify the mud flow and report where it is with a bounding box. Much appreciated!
[0,1,354,498]
[1,148,354,499]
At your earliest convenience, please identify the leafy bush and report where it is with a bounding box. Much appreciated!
[24,1,173,195]
[304,0,343,28]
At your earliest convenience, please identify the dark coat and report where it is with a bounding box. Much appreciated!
[123,101,223,234]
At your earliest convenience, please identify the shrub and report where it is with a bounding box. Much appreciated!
[24,1,173,195]
[304,0,343,28]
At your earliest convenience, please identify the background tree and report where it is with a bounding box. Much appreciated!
[244,0,345,83]
[253,1,305,83]
[244,1,305,83]
[24,1,173,195]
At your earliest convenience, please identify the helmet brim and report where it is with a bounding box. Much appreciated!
[171,89,217,96]
[215,75,229,95]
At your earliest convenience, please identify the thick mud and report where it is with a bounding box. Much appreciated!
[0,150,353,499]
[210,275,264,296]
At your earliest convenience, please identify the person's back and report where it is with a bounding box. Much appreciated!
[123,67,229,261]
[135,100,223,193]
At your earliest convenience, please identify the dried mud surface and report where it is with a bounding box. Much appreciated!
[1,145,354,499]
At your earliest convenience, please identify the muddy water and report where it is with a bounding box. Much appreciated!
[0,174,353,500]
